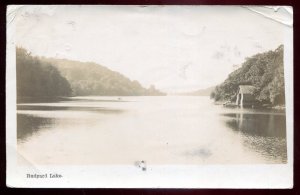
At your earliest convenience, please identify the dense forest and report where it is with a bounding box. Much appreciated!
[16,47,165,99]
[16,47,72,98]
[42,58,165,96]
[211,45,285,106]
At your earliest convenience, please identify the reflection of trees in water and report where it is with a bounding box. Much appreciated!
[17,105,125,113]
[17,114,54,141]
[224,113,286,138]
[17,106,124,142]
[224,113,287,163]
[242,134,287,163]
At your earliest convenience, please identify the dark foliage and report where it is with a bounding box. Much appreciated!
[211,45,285,105]
[16,48,165,98]
[42,58,165,96]
[16,47,72,98]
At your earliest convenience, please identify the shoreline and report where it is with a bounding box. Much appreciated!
[214,100,286,111]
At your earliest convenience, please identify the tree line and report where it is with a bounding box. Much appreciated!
[16,47,72,98]
[211,45,285,106]
[16,47,165,100]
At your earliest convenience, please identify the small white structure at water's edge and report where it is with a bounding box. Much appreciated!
[236,85,256,108]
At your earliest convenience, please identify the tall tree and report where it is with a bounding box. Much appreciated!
[16,47,72,98]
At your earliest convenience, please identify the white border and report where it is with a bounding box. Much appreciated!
[6,5,293,188]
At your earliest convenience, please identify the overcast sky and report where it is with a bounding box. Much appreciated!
[14,5,291,93]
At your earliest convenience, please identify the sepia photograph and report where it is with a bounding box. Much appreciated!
[6,5,293,188]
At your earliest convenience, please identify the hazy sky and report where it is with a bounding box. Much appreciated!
[14,5,291,93]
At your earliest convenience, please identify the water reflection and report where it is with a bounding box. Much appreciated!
[223,112,287,163]
[17,101,126,142]
[18,105,124,113]
[223,113,286,138]
[17,114,55,141]
[16,96,288,164]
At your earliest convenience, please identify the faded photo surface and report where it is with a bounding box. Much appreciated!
[7,5,293,188]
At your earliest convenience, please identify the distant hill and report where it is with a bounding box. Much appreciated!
[16,47,165,99]
[41,57,165,96]
[174,86,215,96]
[211,45,285,106]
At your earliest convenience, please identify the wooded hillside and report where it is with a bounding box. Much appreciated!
[16,47,72,98]
[16,47,165,99]
[211,45,285,106]
[43,58,165,96]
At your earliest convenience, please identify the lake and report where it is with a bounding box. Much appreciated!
[17,96,287,165]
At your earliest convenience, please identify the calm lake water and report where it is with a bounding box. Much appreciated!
[17,96,287,165]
